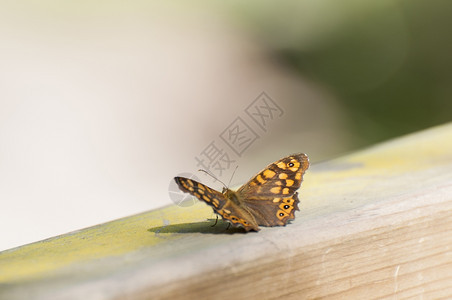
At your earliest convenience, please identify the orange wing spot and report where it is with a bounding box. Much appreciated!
[272,198,281,203]
[279,203,292,212]
[286,159,301,172]
[275,181,283,186]
[212,199,220,207]
[270,187,281,194]
[187,180,194,186]
[230,216,240,223]
[295,172,302,180]
[198,188,205,194]
[180,180,189,188]
[277,162,287,169]
[282,188,290,195]
[202,195,211,202]
[292,159,300,166]
[263,169,276,179]
[277,210,289,220]
[250,182,257,186]
[194,193,201,199]
[283,198,294,205]
[286,179,294,187]
[223,209,231,214]
[256,175,266,184]
[279,173,288,180]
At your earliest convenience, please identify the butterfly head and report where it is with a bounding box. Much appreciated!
[222,188,241,205]
[222,187,235,196]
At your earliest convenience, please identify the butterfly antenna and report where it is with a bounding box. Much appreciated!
[198,169,228,189]
[227,165,239,188]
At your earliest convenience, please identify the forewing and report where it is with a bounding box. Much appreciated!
[238,153,309,198]
[174,177,259,231]
[174,177,226,211]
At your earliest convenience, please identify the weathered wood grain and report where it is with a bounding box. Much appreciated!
[1,123,452,300]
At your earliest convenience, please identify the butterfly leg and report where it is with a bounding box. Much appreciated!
[211,215,219,227]
[226,223,231,230]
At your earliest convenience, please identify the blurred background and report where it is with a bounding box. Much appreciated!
[1,0,451,250]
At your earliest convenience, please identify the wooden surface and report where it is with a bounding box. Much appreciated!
[1,123,452,300]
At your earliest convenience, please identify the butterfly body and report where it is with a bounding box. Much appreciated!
[174,153,309,232]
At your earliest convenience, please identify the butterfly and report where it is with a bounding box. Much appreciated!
[174,153,309,231]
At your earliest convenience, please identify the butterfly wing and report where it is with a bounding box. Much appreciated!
[242,193,300,227]
[238,153,309,227]
[174,177,227,211]
[238,153,309,198]
[174,177,260,231]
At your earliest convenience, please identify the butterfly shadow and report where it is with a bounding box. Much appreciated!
[148,219,247,235]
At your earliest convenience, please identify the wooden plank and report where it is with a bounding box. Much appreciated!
[1,123,452,300]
